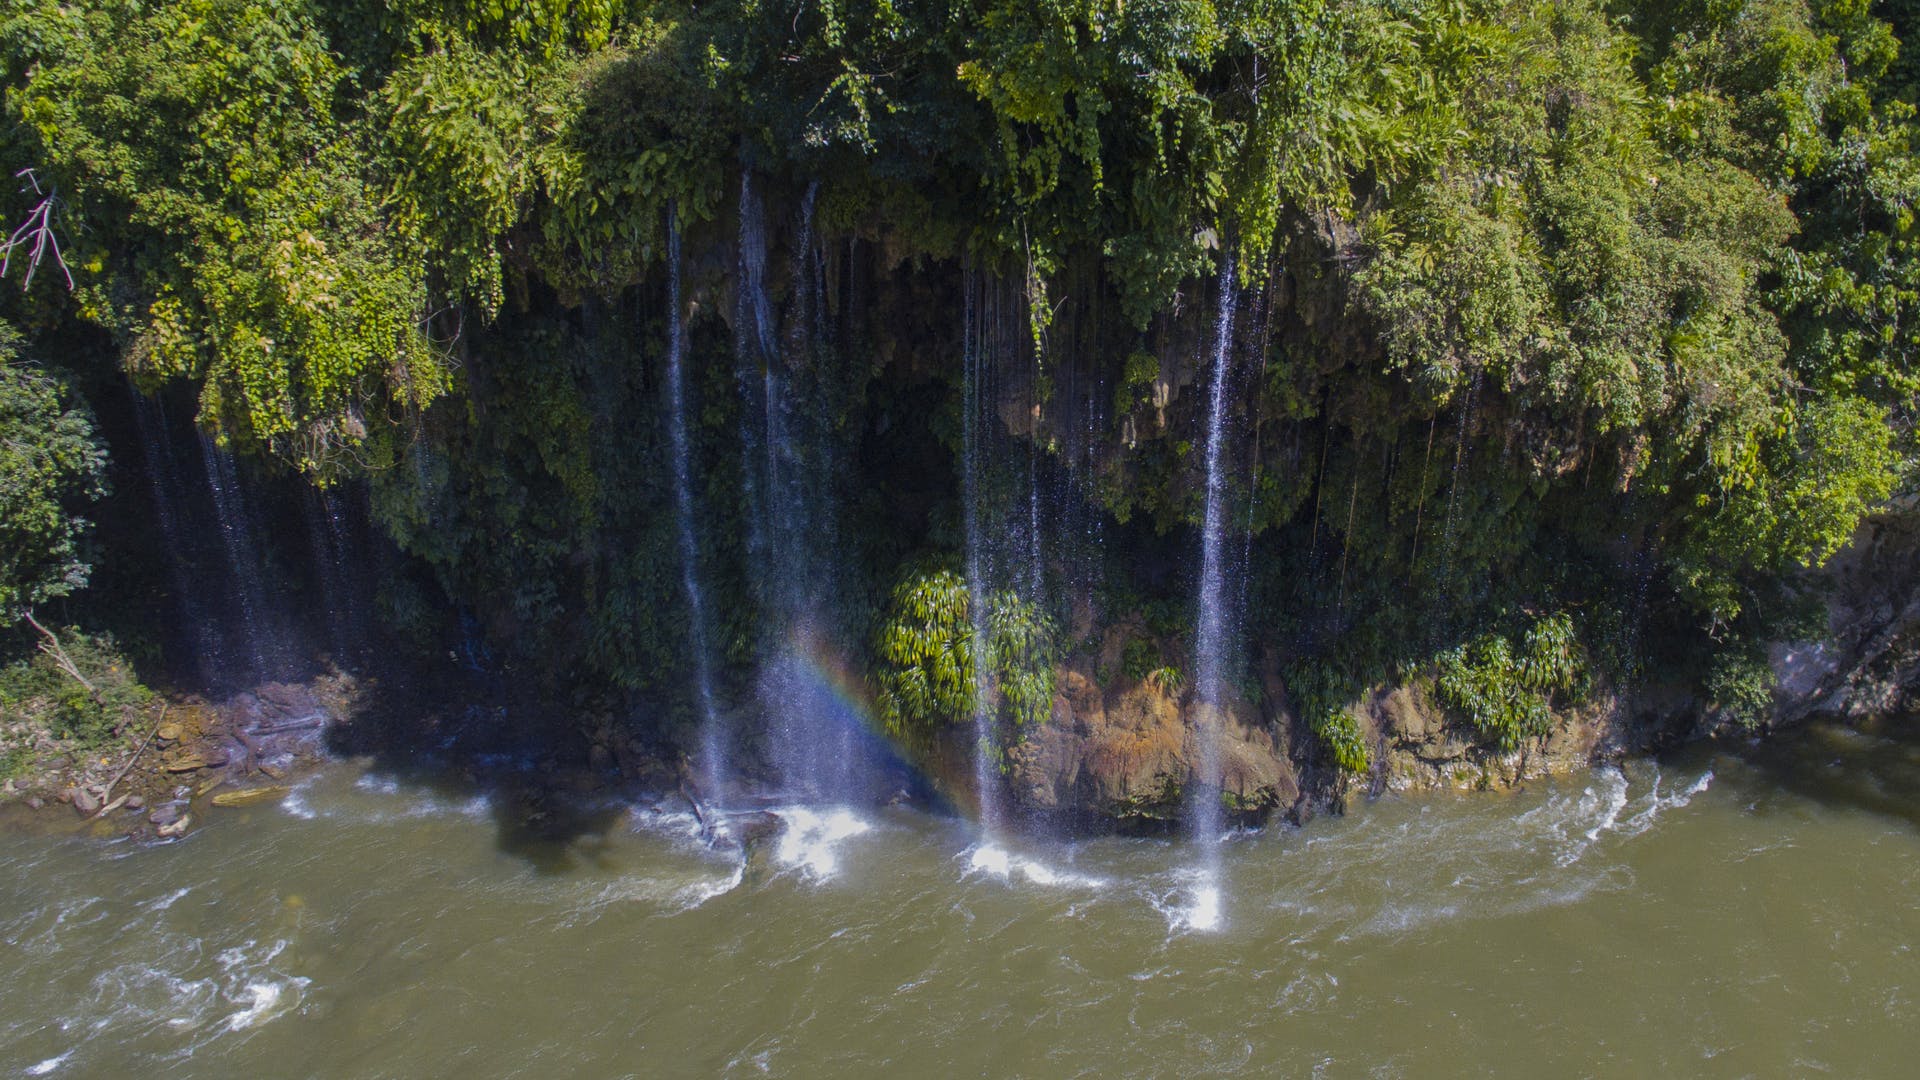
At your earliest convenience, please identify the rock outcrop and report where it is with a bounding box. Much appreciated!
[1004,619,1298,824]
[1771,495,1920,723]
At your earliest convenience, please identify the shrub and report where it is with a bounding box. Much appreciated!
[871,567,1055,742]
[1707,649,1775,731]
[1435,612,1584,752]
[0,628,152,749]
[1286,659,1371,774]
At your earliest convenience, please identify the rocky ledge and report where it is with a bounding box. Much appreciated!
[977,499,1920,826]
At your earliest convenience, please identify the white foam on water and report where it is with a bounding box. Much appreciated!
[353,773,402,797]
[141,888,192,914]
[24,1050,72,1075]
[225,983,281,1031]
[1581,768,1632,842]
[205,940,308,1034]
[633,807,706,840]
[1150,869,1225,934]
[1618,770,1714,839]
[297,772,494,823]
[1546,766,1712,867]
[1178,884,1222,932]
[770,807,872,880]
[963,844,1106,889]
[966,845,1012,878]
[673,862,747,912]
[278,780,318,820]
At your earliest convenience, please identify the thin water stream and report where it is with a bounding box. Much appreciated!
[4,719,1916,1076]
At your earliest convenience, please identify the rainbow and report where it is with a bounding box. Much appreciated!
[773,627,979,817]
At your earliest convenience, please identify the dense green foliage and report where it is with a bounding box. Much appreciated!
[0,0,1915,755]
[872,568,1056,745]
[1285,660,1372,773]
[1435,611,1585,751]
[0,323,105,618]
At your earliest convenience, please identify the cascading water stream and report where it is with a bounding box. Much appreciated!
[663,214,726,812]
[737,174,870,805]
[197,430,280,682]
[1185,258,1240,930]
[130,390,224,685]
[962,269,1001,838]
[303,486,371,664]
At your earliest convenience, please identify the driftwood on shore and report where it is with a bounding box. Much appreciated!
[251,715,325,736]
[92,705,167,817]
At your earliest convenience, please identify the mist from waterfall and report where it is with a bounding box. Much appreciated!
[735,174,880,804]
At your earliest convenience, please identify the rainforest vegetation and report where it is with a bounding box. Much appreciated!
[0,0,1916,778]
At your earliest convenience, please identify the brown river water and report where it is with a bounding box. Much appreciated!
[2,718,1917,1077]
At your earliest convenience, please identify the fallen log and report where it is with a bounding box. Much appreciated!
[211,786,291,808]
[97,705,167,808]
[250,715,325,736]
[89,793,130,821]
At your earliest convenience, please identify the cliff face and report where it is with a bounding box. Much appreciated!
[1772,496,1920,725]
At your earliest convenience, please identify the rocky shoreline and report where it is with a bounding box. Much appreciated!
[0,673,355,841]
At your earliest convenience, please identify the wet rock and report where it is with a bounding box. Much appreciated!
[156,813,191,838]
[729,811,782,848]
[1009,660,1294,821]
[124,795,145,810]
[71,787,101,815]
[156,723,183,743]
[24,795,44,811]
[259,683,306,713]
[149,804,182,826]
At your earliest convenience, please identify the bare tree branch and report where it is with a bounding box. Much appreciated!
[22,610,96,696]
[2,168,75,293]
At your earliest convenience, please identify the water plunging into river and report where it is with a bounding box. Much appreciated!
[662,216,724,807]
[1186,260,1241,930]
[735,174,879,806]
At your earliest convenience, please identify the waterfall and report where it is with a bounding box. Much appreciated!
[957,268,1056,836]
[129,390,225,686]
[664,213,726,807]
[197,429,288,683]
[302,485,372,665]
[737,174,870,804]
[962,269,1001,835]
[1186,258,1240,928]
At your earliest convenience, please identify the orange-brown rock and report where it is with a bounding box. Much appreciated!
[1009,660,1296,820]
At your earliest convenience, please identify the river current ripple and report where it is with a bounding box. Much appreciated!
[3,722,1917,1076]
